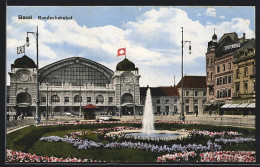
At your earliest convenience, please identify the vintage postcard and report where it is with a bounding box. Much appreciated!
[5,5,256,164]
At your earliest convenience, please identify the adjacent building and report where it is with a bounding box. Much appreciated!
[140,86,180,115]
[233,38,256,104]
[176,76,207,115]
[206,32,250,103]
[206,31,255,115]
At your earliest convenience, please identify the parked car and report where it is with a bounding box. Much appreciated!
[64,112,72,116]
[99,115,112,121]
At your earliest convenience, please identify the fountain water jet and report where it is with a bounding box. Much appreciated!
[105,88,189,140]
[142,88,154,135]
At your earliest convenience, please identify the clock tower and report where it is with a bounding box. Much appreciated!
[113,58,141,116]
[8,55,37,116]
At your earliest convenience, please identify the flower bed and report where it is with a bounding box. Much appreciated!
[178,129,242,137]
[157,151,196,162]
[36,120,198,127]
[215,137,256,144]
[200,151,256,162]
[40,135,221,153]
[6,149,103,162]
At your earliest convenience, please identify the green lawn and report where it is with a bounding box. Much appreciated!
[29,141,160,162]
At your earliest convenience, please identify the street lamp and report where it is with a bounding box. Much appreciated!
[46,81,49,122]
[77,81,82,117]
[26,26,40,124]
[180,27,191,122]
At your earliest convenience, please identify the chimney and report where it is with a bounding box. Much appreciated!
[243,33,246,41]
[174,76,176,87]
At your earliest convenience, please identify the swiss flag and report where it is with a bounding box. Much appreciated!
[117,48,126,56]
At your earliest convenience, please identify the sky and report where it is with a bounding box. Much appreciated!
[6,6,255,87]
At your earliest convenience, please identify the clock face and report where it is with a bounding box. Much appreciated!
[124,76,132,83]
[20,73,29,81]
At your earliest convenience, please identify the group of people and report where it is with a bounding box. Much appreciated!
[157,151,196,162]
[7,114,25,122]
[200,151,256,162]
[6,149,102,163]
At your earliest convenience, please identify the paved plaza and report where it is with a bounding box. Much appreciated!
[6,114,255,134]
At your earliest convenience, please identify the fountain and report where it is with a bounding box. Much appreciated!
[105,88,189,140]
[142,88,154,135]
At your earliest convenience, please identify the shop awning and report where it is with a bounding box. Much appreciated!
[121,103,134,107]
[246,103,255,108]
[221,104,232,108]
[227,104,240,108]
[237,103,250,108]
[84,104,97,109]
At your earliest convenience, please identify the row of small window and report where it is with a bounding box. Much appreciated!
[216,63,232,73]
[206,58,214,67]
[235,67,248,79]
[185,91,206,96]
[216,89,231,98]
[235,82,255,93]
[156,99,178,104]
[185,106,198,112]
[185,99,198,104]
[216,75,232,85]
[156,106,177,113]
[41,95,113,103]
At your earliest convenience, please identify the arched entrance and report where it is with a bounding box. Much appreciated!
[16,92,32,104]
[16,92,32,116]
[121,93,133,115]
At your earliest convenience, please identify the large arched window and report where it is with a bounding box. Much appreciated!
[121,93,133,103]
[51,95,60,102]
[74,95,82,102]
[16,92,32,104]
[39,57,114,86]
[96,95,104,104]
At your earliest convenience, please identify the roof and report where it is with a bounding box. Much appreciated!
[84,104,97,109]
[116,58,136,71]
[237,38,255,52]
[140,86,180,97]
[176,76,206,89]
[12,55,37,68]
[218,32,239,45]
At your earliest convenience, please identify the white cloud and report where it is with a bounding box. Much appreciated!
[6,7,255,87]
[207,22,212,25]
[219,16,225,19]
[205,8,216,17]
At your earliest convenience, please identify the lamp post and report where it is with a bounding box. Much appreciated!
[26,26,40,124]
[46,81,49,122]
[133,75,136,120]
[180,27,191,122]
[77,81,82,117]
[119,76,122,117]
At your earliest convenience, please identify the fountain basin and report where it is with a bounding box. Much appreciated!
[105,129,189,141]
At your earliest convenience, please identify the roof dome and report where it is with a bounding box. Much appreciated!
[116,58,135,71]
[13,55,37,68]
[212,33,217,40]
